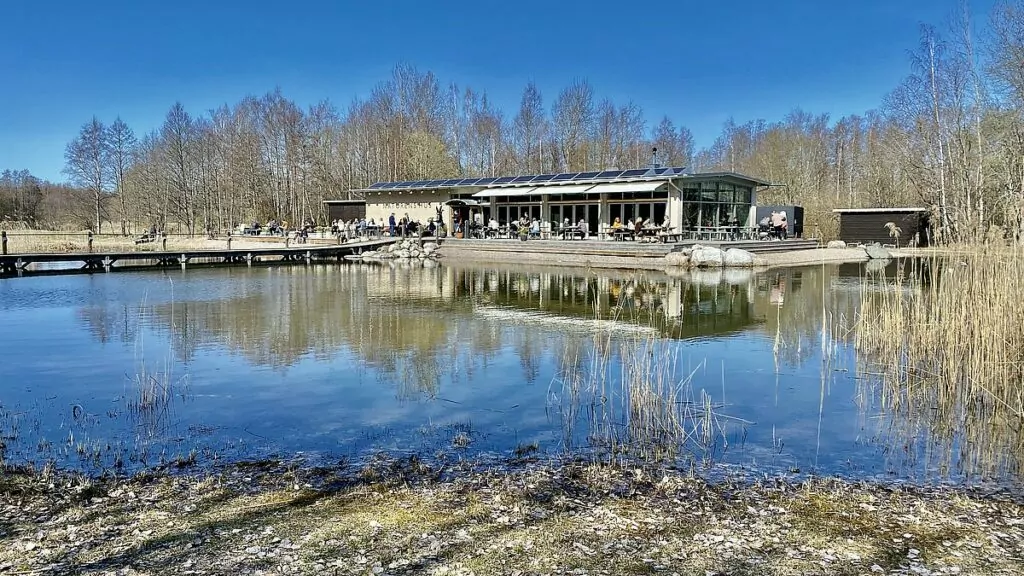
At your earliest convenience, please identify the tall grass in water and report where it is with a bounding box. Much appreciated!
[853,245,1024,478]
[549,290,736,467]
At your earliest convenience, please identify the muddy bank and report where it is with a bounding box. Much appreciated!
[2,459,1022,575]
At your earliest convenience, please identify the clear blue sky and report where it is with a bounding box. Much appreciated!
[0,0,996,181]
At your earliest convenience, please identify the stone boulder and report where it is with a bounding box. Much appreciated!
[663,251,689,267]
[863,243,891,260]
[397,249,411,259]
[422,242,439,252]
[387,244,397,253]
[361,250,378,260]
[723,248,755,267]
[827,240,847,249]
[689,245,724,268]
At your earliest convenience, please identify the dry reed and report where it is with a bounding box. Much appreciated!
[548,281,737,466]
[853,244,1024,477]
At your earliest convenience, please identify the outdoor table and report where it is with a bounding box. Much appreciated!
[609,228,634,241]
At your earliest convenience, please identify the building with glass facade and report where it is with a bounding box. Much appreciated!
[352,167,770,236]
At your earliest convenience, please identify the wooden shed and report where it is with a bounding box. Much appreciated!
[833,208,931,246]
[323,199,366,223]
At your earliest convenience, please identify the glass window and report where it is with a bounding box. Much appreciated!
[653,203,667,225]
[610,204,622,224]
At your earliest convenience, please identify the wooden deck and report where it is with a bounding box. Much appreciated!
[0,238,399,277]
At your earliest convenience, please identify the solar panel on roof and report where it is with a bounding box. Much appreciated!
[459,178,483,185]
[552,173,578,181]
[440,179,462,186]
[576,171,601,179]
[368,182,388,189]
[492,176,515,184]
[531,174,557,182]
[476,177,498,185]
[619,169,649,178]
[421,180,442,186]
[510,175,535,183]
[408,180,428,186]
[596,170,623,178]
[654,167,672,175]
[382,182,401,189]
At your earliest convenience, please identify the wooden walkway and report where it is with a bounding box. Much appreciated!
[0,238,399,277]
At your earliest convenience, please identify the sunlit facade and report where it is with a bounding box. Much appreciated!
[351,168,769,236]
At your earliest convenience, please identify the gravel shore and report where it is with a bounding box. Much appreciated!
[2,459,1022,575]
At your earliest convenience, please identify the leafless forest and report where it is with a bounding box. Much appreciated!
[3,5,1024,241]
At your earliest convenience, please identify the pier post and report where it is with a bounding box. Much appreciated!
[246,253,253,267]
[87,231,94,253]
[226,233,232,250]
[181,254,187,271]
[285,236,290,248]
[1,231,6,255]
[162,235,167,251]
[305,250,312,264]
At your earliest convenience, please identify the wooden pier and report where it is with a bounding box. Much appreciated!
[0,238,399,277]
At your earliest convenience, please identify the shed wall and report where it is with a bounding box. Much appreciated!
[838,212,929,246]
[325,202,365,222]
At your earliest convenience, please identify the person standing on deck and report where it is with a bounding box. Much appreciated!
[389,213,396,237]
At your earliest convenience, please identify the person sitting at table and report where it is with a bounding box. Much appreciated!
[612,217,622,230]
[530,218,540,238]
[661,216,671,229]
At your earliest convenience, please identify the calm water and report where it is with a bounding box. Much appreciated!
[0,260,1013,485]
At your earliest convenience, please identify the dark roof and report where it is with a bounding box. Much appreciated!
[354,167,772,193]
[321,199,366,204]
[683,171,772,187]
[832,207,928,214]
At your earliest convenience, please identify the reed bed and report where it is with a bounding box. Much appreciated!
[550,329,735,466]
[853,244,1024,478]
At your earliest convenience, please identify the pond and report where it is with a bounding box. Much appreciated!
[0,259,1014,486]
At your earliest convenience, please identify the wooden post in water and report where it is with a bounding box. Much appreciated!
[285,236,290,248]
[87,231,94,253]
[1,231,7,255]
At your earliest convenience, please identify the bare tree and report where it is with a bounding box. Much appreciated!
[108,117,137,235]
[64,117,109,231]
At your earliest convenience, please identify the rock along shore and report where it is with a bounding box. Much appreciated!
[2,459,1022,576]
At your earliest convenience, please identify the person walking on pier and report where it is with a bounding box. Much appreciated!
[389,213,397,237]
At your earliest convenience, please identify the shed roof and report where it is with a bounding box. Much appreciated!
[832,207,928,214]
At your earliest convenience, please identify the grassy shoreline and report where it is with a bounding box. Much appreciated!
[2,458,1022,576]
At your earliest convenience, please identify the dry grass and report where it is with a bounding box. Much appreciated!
[551,328,737,466]
[2,231,291,254]
[2,463,1021,576]
[853,243,1024,477]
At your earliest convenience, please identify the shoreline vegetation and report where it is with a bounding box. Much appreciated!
[5,240,1024,573]
[2,458,1022,576]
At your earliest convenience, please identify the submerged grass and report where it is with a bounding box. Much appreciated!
[549,271,740,467]
[853,244,1024,478]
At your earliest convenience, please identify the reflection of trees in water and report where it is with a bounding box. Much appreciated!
[77,302,136,345]
[74,263,870,405]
